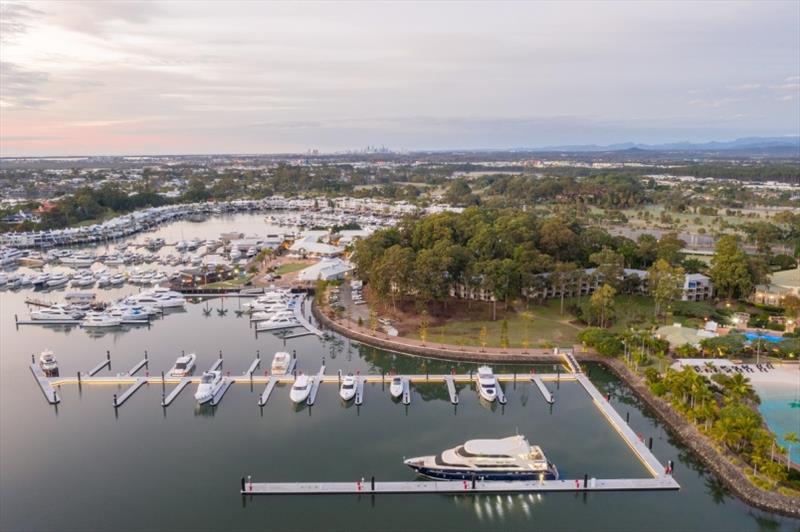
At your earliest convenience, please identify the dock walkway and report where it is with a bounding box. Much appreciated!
[29,364,59,404]
[532,375,554,404]
[444,375,458,405]
[293,295,325,337]
[243,476,679,495]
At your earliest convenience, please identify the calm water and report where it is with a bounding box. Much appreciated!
[1,217,799,531]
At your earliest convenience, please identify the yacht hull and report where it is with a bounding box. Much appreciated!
[407,463,559,481]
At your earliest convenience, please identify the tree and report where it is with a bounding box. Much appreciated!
[589,247,624,289]
[479,326,488,351]
[500,319,509,348]
[589,283,616,328]
[419,310,429,344]
[784,432,799,471]
[648,259,685,319]
[782,294,800,320]
[710,235,753,300]
[538,218,577,261]
[552,262,579,315]
[635,233,658,268]
[656,232,686,265]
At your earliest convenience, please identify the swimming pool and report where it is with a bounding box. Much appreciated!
[744,332,784,343]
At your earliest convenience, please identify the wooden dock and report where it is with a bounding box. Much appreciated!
[29,364,60,404]
[444,375,458,405]
[241,476,679,495]
[532,375,554,404]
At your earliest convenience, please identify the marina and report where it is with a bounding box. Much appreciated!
[2,214,797,531]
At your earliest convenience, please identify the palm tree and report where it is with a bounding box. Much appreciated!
[727,373,756,402]
[784,432,798,471]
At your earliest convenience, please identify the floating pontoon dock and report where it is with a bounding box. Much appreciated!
[292,295,325,337]
[306,365,326,406]
[29,364,59,404]
[444,375,458,405]
[354,376,365,406]
[401,376,411,405]
[532,375,555,404]
[241,476,679,495]
[162,377,191,406]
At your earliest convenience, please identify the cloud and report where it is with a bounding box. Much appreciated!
[728,83,762,91]
[0,61,51,108]
[0,2,43,43]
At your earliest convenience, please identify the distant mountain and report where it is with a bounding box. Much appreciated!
[533,136,800,153]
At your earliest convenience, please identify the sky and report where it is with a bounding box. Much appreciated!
[1,0,799,156]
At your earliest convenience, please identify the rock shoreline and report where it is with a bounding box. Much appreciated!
[313,304,800,519]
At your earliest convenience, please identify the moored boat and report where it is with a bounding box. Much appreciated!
[404,435,559,481]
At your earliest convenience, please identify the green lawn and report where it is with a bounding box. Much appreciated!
[274,262,307,275]
[205,274,254,288]
[406,294,719,348]
[409,300,583,348]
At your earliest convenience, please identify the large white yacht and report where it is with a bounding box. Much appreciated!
[389,376,404,398]
[169,353,197,377]
[289,374,312,403]
[127,289,185,309]
[255,315,300,331]
[194,370,224,404]
[271,351,292,375]
[81,312,122,328]
[39,349,59,376]
[404,435,559,481]
[476,366,498,402]
[31,304,83,321]
[339,374,357,401]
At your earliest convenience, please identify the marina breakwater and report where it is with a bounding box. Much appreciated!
[313,304,800,518]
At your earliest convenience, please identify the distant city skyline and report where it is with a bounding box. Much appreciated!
[1,0,799,156]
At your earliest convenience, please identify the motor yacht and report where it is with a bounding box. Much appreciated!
[39,349,59,376]
[290,374,312,403]
[404,435,559,481]
[476,365,498,402]
[251,309,294,322]
[169,353,197,377]
[389,376,404,398]
[81,312,122,328]
[194,370,224,403]
[339,374,357,401]
[255,315,300,331]
[46,273,70,288]
[271,351,292,375]
[31,304,83,321]
[32,273,51,289]
[105,304,149,321]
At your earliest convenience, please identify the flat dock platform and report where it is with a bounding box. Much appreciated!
[292,295,324,337]
[29,364,60,404]
[532,375,554,404]
[127,358,148,376]
[88,357,111,376]
[210,378,233,406]
[244,359,260,377]
[258,377,279,406]
[306,365,325,406]
[444,375,458,404]
[114,378,147,407]
[17,319,80,325]
[401,377,411,405]
[354,376,364,406]
[495,380,507,404]
[576,374,664,477]
[162,378,191,406]
[208,358,223,372]
[242,476,679,495]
